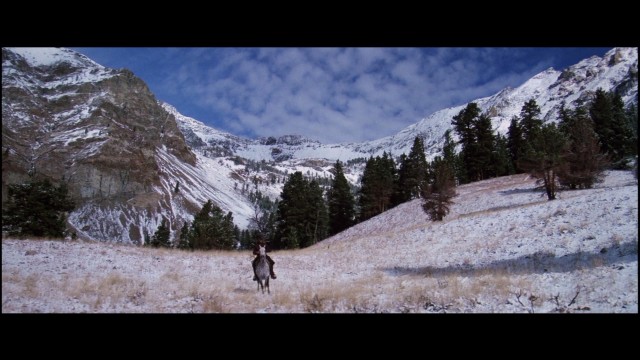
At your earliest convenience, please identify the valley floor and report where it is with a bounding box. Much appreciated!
[2,171,637,313]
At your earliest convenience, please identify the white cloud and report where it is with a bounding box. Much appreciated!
[161,48,553,144]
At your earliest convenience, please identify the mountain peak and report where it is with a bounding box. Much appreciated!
[5,47,104,69]
[3,47,118,92]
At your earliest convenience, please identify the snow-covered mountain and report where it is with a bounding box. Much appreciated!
[2,47,254,243]
[2,47,637,244]
[173,47,637,164]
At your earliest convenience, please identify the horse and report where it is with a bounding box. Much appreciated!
[255,244,270,294]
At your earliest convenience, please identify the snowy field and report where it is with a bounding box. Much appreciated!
[2,170,637,313]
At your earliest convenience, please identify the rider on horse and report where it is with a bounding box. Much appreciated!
[252,236,277,281]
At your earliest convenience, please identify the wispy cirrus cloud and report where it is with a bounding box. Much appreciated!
[157,47,554,143]
[77,47,611,143]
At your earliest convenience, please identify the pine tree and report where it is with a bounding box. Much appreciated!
[358,157,377,221]
[358,153,396,221]
[283,226,299,249]
[265,211,277,243]
[627,103,638,149]
[188,200,236,250]
[468,114,495,180]
[518,123,568,200]
[394,136,428,206]
[304,180,328,247]
[150,218,171,248]
[275,172,308,249]
[451,102,481,184]
[393,153,411,205]
[404,136,428,199]
[143,230,151,247]
[379,152,397,211]
[190,200,214,249]
[590,89,614,155]
[441,129,461,185]
[2,179,75,238]
[274,172,328,249]
[327,160,355,236]
[493,134,514,176]
[609,92,635,165]
[507,116,524,173]
[422,156,457,221]
[233,225,241,248]
[451,103,498,182]
[215,211,236,249]
[177,222,191,250]
[589,89,635,166]
[520,99,543,142]
[558,106,608,189]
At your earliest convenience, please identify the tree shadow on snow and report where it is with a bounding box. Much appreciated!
[381,241,638,278]
[498,187,540,196]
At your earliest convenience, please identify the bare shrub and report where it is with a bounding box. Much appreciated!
[301,293,325,313]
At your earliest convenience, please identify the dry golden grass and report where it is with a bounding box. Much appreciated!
[67,275,91,299]
[610,233,623,246]
[271,287,297,306]
[162,270,180,283]
[3,169,637,313]
[127,283,148,306]
[2,271,20,284]
[0,235,553,313]
[22,274,40,298]
[300,292,326,313]
[1,235,67,242]
[202,295,226,313]
[303,277,378,312]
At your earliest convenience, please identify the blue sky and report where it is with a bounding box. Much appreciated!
[75,47,613,144]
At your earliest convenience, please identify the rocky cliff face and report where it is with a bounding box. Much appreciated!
[2,48,195,243]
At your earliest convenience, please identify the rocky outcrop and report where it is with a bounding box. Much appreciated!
[2,48,196,241]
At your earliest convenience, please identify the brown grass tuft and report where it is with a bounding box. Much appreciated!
[301,292,325,313]
[23,274,40,297]
[202,295,226,313]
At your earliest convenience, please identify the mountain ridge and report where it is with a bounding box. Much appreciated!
[2,47,637,244]
[172,47,637,162]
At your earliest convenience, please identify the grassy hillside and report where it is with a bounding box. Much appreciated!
[2,170,637,313]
